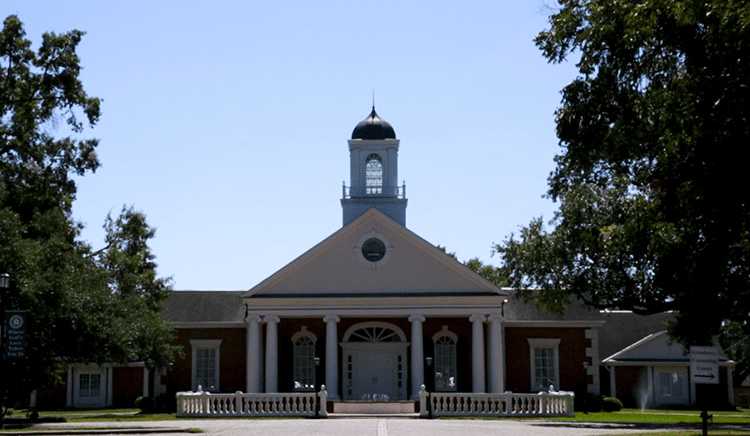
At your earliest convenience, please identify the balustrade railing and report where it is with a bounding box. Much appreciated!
[176,385,328,418]
[418,386,574,418]
[342,183,406,199]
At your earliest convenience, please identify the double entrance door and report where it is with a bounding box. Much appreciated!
[342,343,407,400]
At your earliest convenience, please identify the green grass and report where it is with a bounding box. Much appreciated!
[9,408,177,422]
[552,407,750,425]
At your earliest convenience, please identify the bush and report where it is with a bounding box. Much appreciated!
[575,392,603,412]
[602,396,623,412]
[135,396,154,412]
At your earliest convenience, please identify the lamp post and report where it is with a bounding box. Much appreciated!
[0,273,8,352]
[0,273,9,430]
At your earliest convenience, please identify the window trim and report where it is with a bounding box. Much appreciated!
[527,338,561,392]
[191,339,222,392]
[292,327,318,392]
[364,153,384,194]
[432,325,458,392]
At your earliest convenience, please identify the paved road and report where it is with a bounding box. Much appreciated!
[35,418,677,435]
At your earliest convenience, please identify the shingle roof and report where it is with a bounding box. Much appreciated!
[503,292,673,358]
[162,290,245,323]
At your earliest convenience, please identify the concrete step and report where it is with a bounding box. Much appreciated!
[329,413,420,419]
[332,401,416,414]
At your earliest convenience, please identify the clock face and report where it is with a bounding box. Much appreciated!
[9,314,23,330]
[361,238,386,262]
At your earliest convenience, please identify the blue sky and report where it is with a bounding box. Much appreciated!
[5,1,576,290]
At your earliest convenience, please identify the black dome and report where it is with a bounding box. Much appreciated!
[351,107,396,140]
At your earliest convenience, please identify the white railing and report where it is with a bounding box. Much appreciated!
[419,386,574,418]
[176,385,328,418]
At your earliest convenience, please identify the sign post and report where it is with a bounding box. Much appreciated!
[690,346,720,436]
[2,311,26,360]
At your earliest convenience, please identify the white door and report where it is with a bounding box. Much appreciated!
[341,322,409,401]
[654,366,689,406]
[351,347,400,400]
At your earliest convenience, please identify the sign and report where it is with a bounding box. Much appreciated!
[3,310,27,360]
[690,346,720,385]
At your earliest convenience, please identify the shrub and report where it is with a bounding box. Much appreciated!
[602,396,623,412]
[574,392,603,412]
[135,396,154,412]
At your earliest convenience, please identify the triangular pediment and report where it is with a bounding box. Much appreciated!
[246,209,504,298]
[603,331,730,362]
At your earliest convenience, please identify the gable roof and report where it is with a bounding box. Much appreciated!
[162,290,245,324]
[246,208,505,298]
[603,330,731,364]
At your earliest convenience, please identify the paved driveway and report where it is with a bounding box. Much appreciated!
[35,418,676,435]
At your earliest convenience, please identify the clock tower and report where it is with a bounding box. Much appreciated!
[341,106,407,227]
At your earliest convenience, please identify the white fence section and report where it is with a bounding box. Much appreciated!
[176,385,328,418]
[419,386,574,418]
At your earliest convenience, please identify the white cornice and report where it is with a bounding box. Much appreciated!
[503,320,605,328]
[172,321,245,329]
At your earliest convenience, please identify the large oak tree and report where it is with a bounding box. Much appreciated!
[0,15,178,418]
[497,0,750,379]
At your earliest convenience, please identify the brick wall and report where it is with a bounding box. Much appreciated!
[165,328,246,395]
[112,367,144,407]
[504,327,588,394]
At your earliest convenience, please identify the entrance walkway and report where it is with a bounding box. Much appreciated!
[32,418,699,435]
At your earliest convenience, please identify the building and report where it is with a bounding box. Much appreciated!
[49,107,737,410]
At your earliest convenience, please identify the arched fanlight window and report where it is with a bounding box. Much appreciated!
[292,327,317,391]
[365,154,383,195]
[433,326,458,392]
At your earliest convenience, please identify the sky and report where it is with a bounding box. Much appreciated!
[4,1,577,291]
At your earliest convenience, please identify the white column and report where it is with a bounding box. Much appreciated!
[487,314,504,393]
[142,367,149,397]
[106,367,113,406]
[409,315,426,399]
[470,314,487,393]
[647,366,654,407]
[264,315,280,393]
[66,366,74,407]
[324,315,340,400]
[727,366,735,406]
[609,366,617,398]
[246,314,263,392]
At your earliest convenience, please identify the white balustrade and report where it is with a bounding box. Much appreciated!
[424,391,574,418]
[176,388,325,418]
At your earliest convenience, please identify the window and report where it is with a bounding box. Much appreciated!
[433,326,458,391]
[191,339,221,391]
[292,327,317,391]
[655,367,688,404]
[79,373,101,398]
[361,238,386,262]
[365,154,383,194]
[528,338,560,392]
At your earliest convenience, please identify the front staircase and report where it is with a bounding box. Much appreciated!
[331,400,417,417]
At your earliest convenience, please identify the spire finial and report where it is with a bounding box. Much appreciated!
[372,89,375,110]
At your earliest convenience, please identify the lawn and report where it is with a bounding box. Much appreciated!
[553,407,750,425]
[8,408,177,422]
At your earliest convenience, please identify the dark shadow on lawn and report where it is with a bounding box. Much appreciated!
[532,422,750,431]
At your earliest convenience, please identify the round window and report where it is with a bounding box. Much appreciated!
[361,238,386,262]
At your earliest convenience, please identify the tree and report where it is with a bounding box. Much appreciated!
[96,206,181,401]
[0,13,108,420]
[436,245,510,287]
[0,15,178,418]
[498,0,750,355]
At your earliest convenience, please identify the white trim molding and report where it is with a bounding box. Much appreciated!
[505,320,606,328]
[66,364,113,408]
[190,339,222,392]
[585,328,601,395]
[528,338,561,392]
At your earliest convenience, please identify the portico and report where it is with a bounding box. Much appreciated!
[242,309,508,400]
